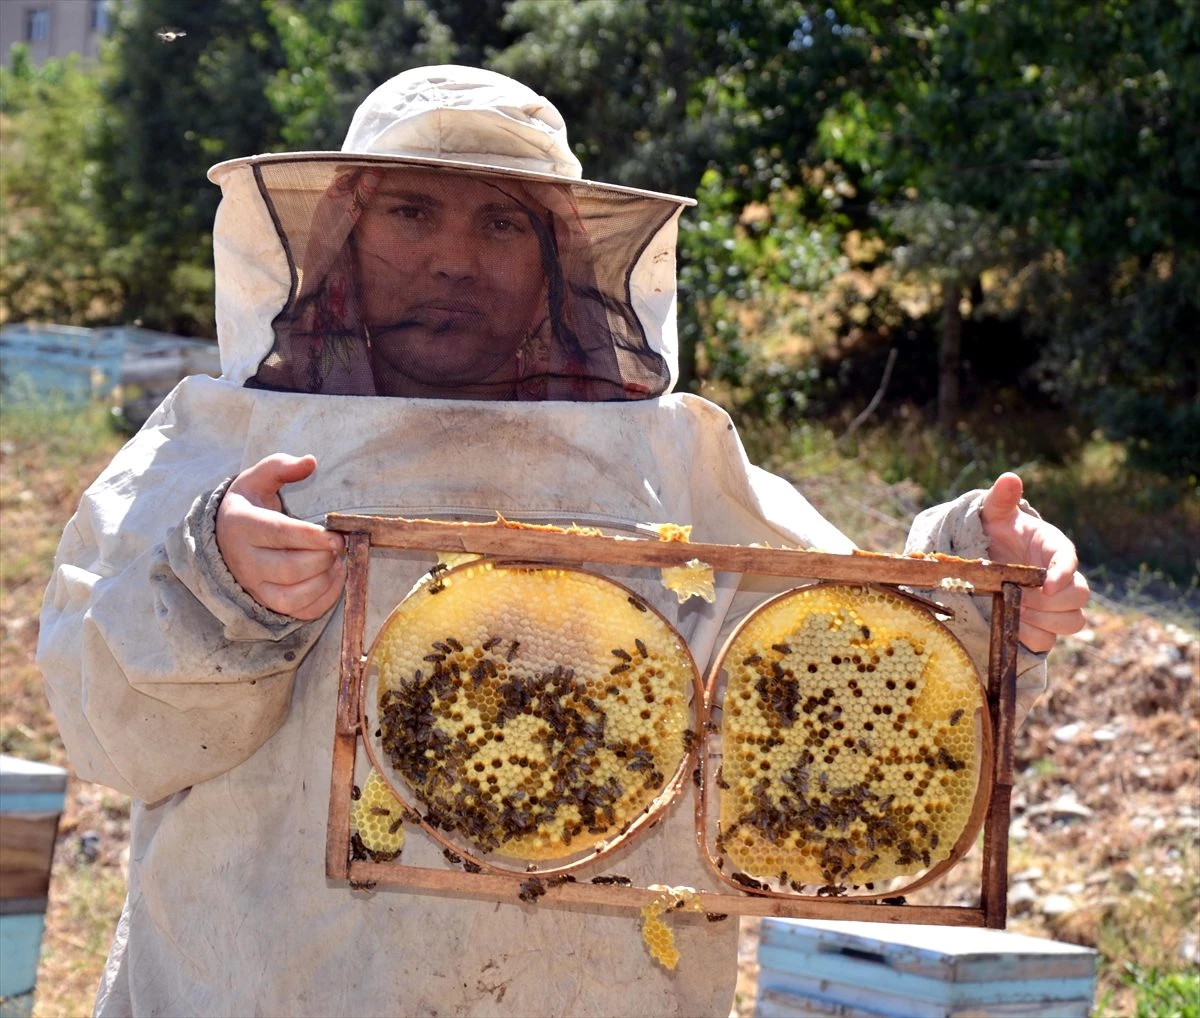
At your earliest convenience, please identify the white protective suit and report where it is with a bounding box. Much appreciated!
[37,67,1045,1018]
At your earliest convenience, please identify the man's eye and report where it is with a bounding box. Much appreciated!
[390,205,428,221]
[489,217,525,235]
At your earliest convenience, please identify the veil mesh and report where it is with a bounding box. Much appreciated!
[246,162,676,400]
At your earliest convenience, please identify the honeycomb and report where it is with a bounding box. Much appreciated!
[714,584,986,890]
[660,559,716,604]
[350,769,406,861]
[639,885,703,970]
[372,563,696,861]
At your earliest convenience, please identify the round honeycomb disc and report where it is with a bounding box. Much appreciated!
[706,584,991,892]
[365,561,699,864]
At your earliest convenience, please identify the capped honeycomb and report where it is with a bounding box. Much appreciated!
[350,768,406,861]
[371,563,696,861]
[713,584,987,890]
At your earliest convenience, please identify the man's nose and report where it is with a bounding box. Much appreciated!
[426,227,479,281]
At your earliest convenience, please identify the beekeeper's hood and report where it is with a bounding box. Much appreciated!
[207,65,694,400]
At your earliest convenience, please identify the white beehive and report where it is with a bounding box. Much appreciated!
[755,918,1097,1018]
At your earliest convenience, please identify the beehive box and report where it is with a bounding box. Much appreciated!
[755,918,1097,1017]
[0,755,68,1018]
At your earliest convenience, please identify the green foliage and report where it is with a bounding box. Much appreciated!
[0,0,1194,485]
[92,0,289,335]
[1121,965,1200,1018]
[0,48,121,324]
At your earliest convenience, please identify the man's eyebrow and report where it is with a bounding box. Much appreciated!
[374,189,443,207]
[477,201,529,216]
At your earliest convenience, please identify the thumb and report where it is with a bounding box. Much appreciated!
[232,453,318,506]
[980,471,1024,524]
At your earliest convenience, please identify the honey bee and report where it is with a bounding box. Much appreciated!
[351,784,361,801]
[705,912,729,922]
[628,597,648,612]
[949,708,964,726]
[635,638,648,657]
[445,636,463,652]
[611,648,632,661]
[730,872,768,892]
[518,876,547,903]
[771,643,792,655]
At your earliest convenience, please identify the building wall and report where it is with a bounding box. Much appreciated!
[0,0,113,67]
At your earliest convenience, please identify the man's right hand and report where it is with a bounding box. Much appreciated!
[215,454,346,621]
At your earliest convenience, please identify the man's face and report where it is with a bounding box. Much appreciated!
[353,169,546,397]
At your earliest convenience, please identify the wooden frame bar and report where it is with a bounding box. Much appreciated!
[324,517,1040,927]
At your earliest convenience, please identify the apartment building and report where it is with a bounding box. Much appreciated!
[0,0,114,66]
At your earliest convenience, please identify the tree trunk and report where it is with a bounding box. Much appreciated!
[938,279,963,436]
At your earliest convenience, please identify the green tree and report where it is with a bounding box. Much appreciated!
[0,48,120,325]
[94,0,288,335]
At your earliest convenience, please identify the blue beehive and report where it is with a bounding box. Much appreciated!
[755,918,1097,1018]
[0,756,68,1018]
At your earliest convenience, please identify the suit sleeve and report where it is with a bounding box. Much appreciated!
[38,478,334,803]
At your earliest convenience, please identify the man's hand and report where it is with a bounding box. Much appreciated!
[216,454,346,621]
[980,472,1089,653]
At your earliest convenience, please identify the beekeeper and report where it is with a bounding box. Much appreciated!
[38,66,1087,1018]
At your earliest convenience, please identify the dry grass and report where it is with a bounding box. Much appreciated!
[1,398,127,1017]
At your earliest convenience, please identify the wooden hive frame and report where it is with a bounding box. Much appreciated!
[324,514,1041,929]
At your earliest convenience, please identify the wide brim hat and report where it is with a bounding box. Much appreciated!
[206,66,693,398]
[207,65,693,209]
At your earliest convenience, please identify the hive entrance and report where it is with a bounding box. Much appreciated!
[325,515,1040,930]
[365,562,698,867]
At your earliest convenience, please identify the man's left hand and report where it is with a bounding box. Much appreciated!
[979,472,1090,653]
